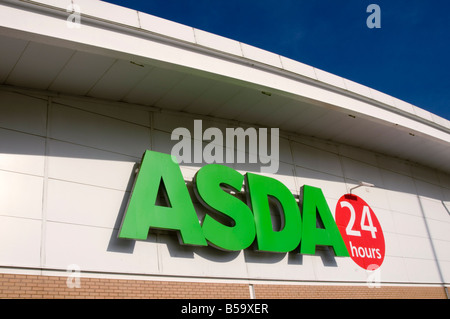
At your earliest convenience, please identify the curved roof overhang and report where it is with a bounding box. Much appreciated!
[1,0,449,172]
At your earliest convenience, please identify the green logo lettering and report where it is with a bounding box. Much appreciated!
[300,185,349,256]
[119,150,207,246]
[194,164,256,251]
[246,173,302,252]
[119,150,350,258]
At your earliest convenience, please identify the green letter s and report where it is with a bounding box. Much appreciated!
[194,164,256,251]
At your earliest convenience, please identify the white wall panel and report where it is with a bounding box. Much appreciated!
[338,144,379,167]
[376,154,413,177]
[44,221,160,274]
[310,255,370,283]
[278,137,295,165]
[415,179,445,202]
[47,140,137,191]
[291,141,343,177]
[385,189,422,217]
[377,256,409,283]
[51,97,150,127]
[0,216,41,267]
[440,261,450,283]
[153,112,197,134]
[46,179,127,229]
[396,234,435,260]
[245,252,317,281]
[50,103,151,158]
[393,213,430,239]
[341,157,384,187]
[235,162,297,193]
[0,128,46,176]
[0,170,43,219]
[157,234,249,279]
[410,163,440,185]
[383,231,404,258]
[403,258,444,283]
[420,197,450,223]
[152,130,178,158]
[373,207,396,234]
[426,218,450,242]
[434,240,450,261]
[291,134,339,155]
[294,165,347,201]
[0,91,47,136]
[438,172,450,189]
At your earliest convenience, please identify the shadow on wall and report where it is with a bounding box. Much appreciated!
[107,230,339,268]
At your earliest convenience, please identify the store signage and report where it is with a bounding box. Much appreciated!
[119,150,350,256]
[118,150,385,268]
[335,195,385,270]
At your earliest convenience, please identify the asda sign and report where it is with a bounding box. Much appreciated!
[119,150,385,267]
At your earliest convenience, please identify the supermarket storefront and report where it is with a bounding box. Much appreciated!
[0,0,449,299]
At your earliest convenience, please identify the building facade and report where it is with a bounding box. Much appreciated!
[0,0,449,299]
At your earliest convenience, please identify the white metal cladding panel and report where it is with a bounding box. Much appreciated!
[0,91,47,136]
[46,179,127,229]
[51,96,151,127]
[0,90,449,284]
[0,91,46,268]
[0,216,42,268]
[49,102,151,158]
[0,170,43,220]
[47,140,137,191]
[294,166,347,202]
[291,142,344,178]
[0,128,46,176]
[44,221,160,274]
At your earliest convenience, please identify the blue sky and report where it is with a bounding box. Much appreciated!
[103,0,450,121]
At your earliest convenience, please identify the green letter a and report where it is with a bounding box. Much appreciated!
[300,185,349,256]
[118,150,206,246]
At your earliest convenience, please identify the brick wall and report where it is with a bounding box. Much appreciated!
[0,273,447,299]
[0,274,249,299]
[253,284,448,299]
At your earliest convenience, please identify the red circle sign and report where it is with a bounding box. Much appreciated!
[335,194,385,270]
